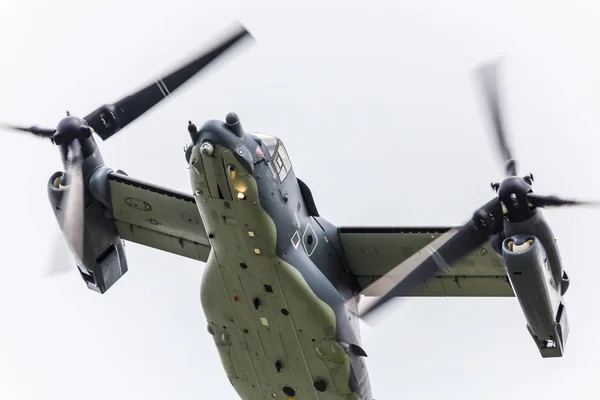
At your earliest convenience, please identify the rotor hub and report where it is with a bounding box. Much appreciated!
[497,176,533,222]
[53,116,91,145]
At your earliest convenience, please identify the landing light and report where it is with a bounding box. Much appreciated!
[247,231,255,237]
[233,182,248,193]
[228,165,237,179]
[237,192,246,200]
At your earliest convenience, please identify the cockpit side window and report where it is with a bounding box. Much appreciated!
[275,141,292,182]
[251,133,293,182]
[278,142,292,172]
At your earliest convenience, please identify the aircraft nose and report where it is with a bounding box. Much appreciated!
[187,112,245,145]
[189,113,257,174]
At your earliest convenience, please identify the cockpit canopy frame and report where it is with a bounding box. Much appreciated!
[252,133,292,182]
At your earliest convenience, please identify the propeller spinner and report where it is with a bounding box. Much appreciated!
[1,23,255,272]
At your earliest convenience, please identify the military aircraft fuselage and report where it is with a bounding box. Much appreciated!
[185,113,371,399]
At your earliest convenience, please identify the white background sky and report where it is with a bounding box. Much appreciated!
[1,0,600,399]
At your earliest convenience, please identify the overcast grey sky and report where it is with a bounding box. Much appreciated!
[1,0,600,399]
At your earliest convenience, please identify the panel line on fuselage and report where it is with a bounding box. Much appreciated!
[228,252,281,394]
[271,260,322,399]
[217,249,270,389]
[192,194,269,391]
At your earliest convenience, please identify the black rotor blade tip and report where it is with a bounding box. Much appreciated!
[84,23,255,141]
[528,193,600,208]
[1,123,55,138]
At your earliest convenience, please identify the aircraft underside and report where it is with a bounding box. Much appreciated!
[201,250,362,399]
[190,142,366,399]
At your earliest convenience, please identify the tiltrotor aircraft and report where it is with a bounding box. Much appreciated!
[2,22,596,400]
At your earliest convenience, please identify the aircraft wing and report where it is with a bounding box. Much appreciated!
[106,171,211,262]
[338,227,514,297]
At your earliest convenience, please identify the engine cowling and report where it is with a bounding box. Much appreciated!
[501,235,568,358]
[47,165,128,294]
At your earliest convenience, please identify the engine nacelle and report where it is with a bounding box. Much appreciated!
[47,165,128,294]
[502,235,569,358]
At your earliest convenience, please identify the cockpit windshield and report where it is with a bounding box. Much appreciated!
[251,132,293,182]
[253,133,278,156]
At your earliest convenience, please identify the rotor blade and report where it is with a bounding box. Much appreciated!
[60,142,85,263]
[0,123,55,138]
[528,193,600,208]
[84,23,255,141]
[475,60,517,176]
[355,198,504,322]
[345,227,459,316]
